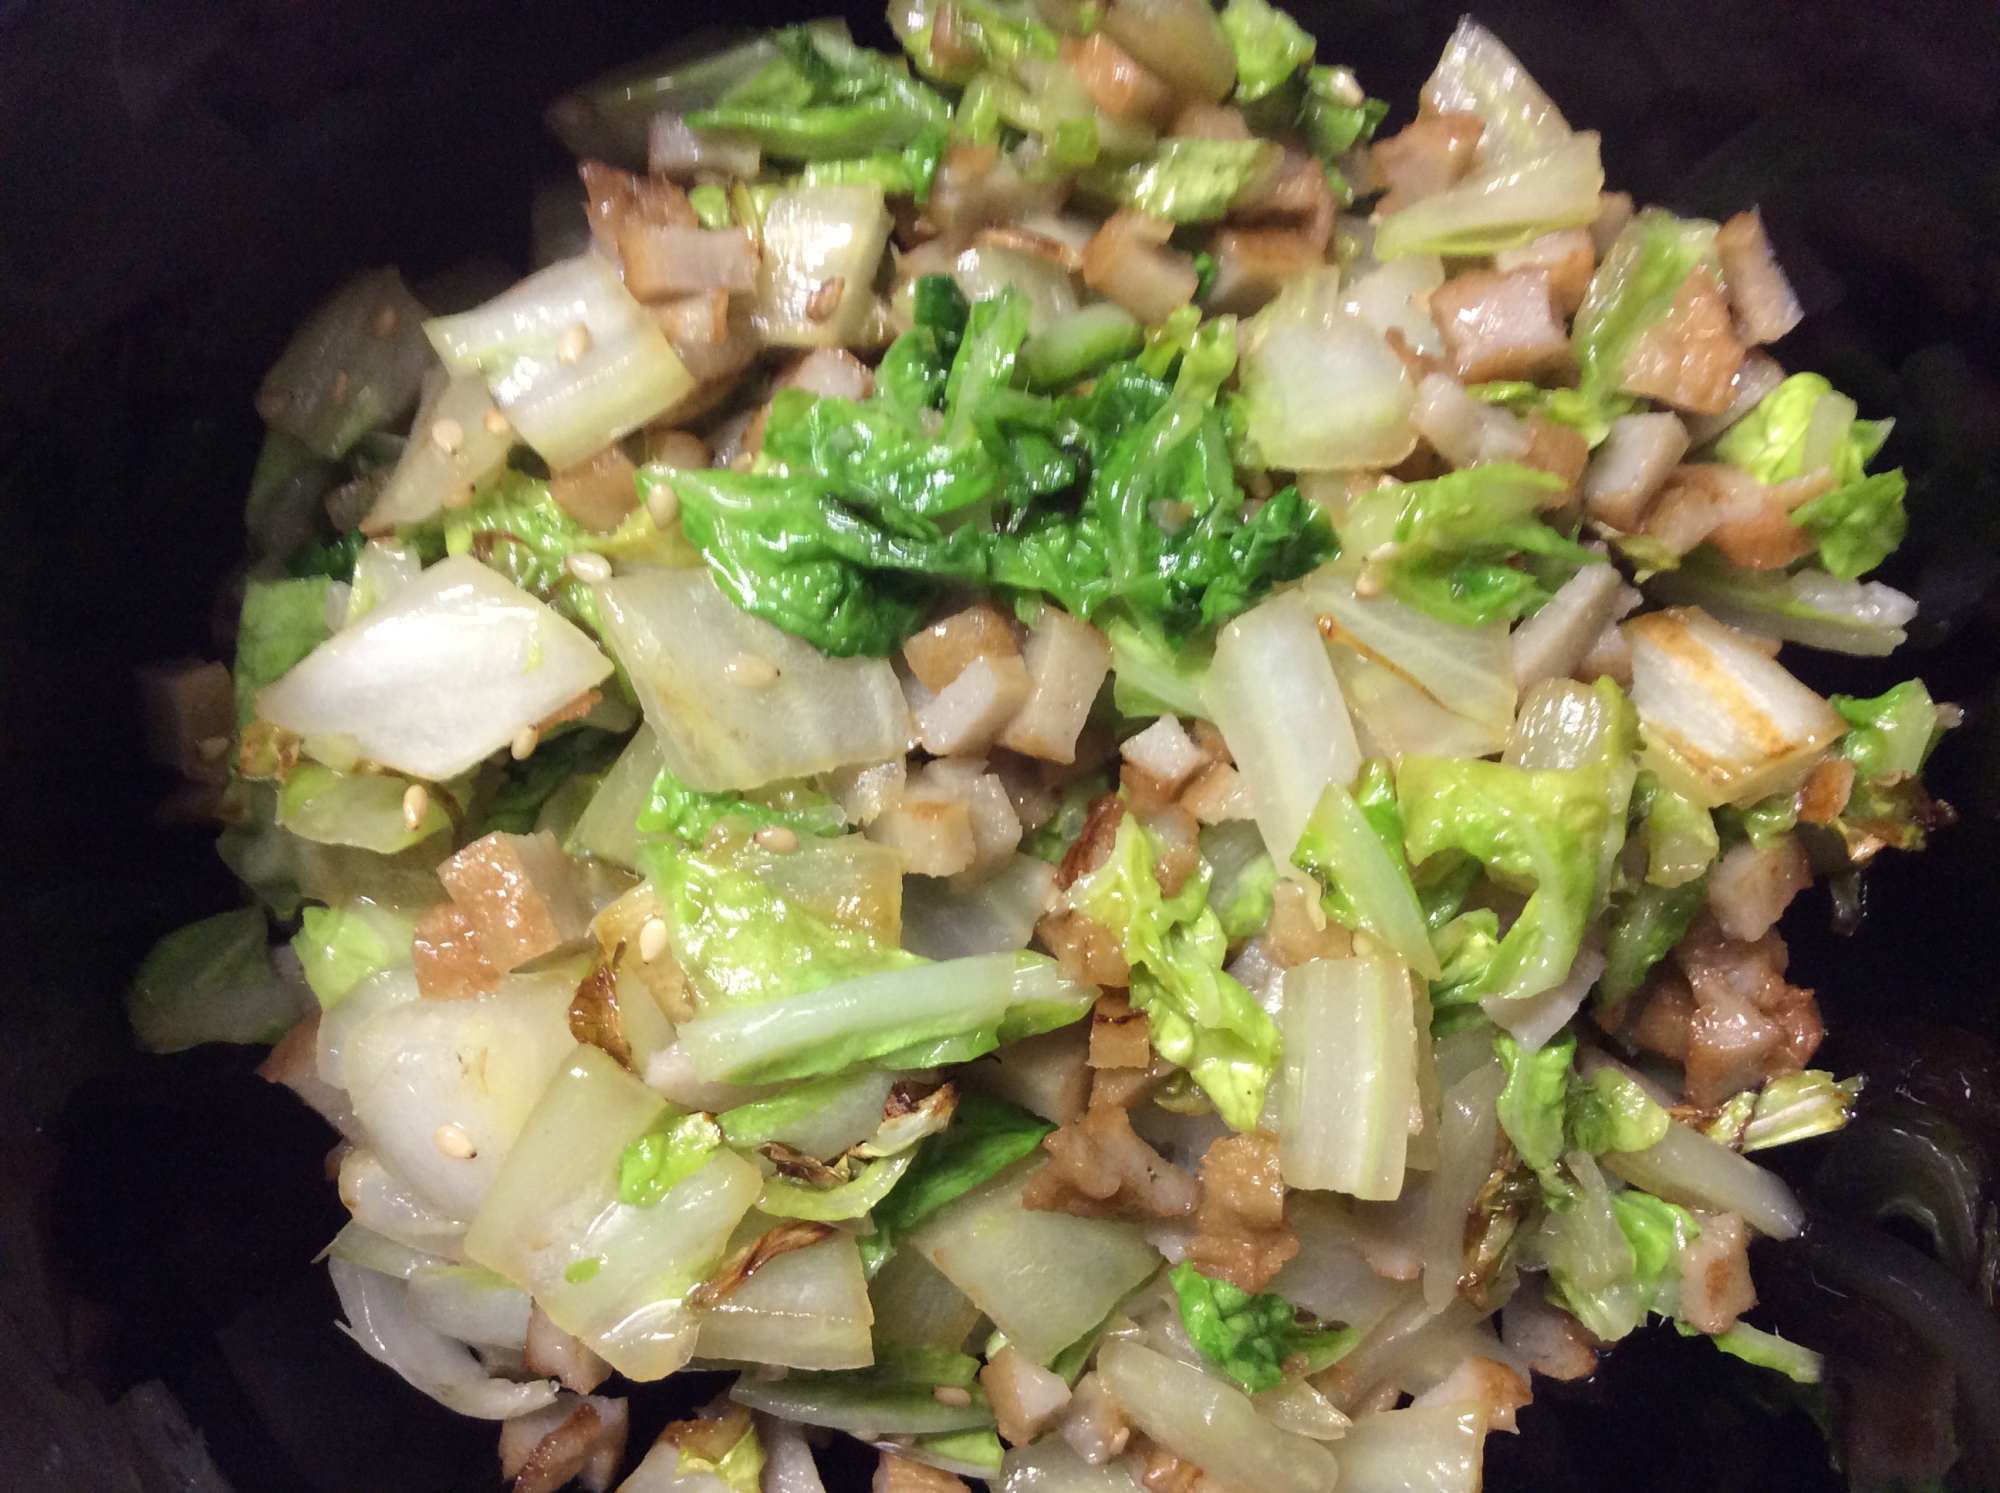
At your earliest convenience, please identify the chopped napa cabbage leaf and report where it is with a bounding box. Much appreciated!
[1293,766,1440,979]
[1166,1260,1356,1393]
[673,1410,766,1493]
[1634,771,1720,887]
[1729,1070,1862,1153]
[1568,1066,1672,1155]
[862,1090,1055,1272]
[690,25,953,159]
[620,1112,726,1206]
[1831,679,1946,781]
[1597,876,1707,1008]
[731,1356,994,1436]
[1203,822,1279,941]
[292,901,416,1008]
[476,725,627,840]
[1701,1321,1824,1384]
[1645,552,1917,657]
[1106,614,1212,719]
[1069,812,1281,1130]
[1298,66,1387,170]
[760,1152,914,1221]
[1791,473,1909,583]
[798,129,948,203]
[129,907,297,1053]
[1824,680,1953,860]
[1337,464,1595,626]
[1426,908,1502,1035]
[1564,209,1719,436]
[1021,774,1110,864]
[1542,1152,1701,1342]
[235,576,333,724]
[1089,139,1285,223]
[278,764,448,854]
[638,841,921,1012]
[891,0,1058,84]
[1398,753,1619,1010]
[1220,0,1316,103]
[1371,131,1603,260]
[1494,1030,1575,1177]
[436,472,610,636]
[910,1429,1006,1477]
[1714,373,1888,486]
[638,762,846,846]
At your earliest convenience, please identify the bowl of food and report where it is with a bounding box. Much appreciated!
[7,1,2000,1490]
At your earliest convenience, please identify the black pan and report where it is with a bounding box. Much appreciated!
[4,2,1998,1489]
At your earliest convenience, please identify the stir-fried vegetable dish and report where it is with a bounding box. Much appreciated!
[131,5,1954,1489]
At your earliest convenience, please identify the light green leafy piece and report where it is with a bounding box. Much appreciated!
[1070,813,1280,1131]
[291,902,415,1008]
[1167,1260,1356,1393]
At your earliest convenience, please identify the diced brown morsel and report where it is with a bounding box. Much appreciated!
[1083,211,1200,325]
[138,659,236,785]
[437,830,594,974]
[905,603,1023,692]
[577,160,696,251]
[1057,794,1130,889]
[619,223,760,302]
[1262,880,1353,968]
[1797,757,1858,826]
[1171,100,1254,141]
[1230,151,1337,250]
[1618,266,1747,414]
[981,1343,1074,1446]
[1496,228,1596,319]
[1180,760,1252,825]
[1089,993,1155,1070]
[1678,1210,1757,1335]
[779,346,878,402]
[1715,208,1803,345]
[1202,226,1326,316]
[1119,717,1211,794]
[1089,1055,1177,1111]
[1518,415,1590,502]
[1707,470,1833,571]
[505,1397,628,1493]
[1060,32,1176,124]
[525,1304,612,1394]
[1638,462,1755,556]
[966,1024,1093,1127]
[659,1407,760,1475]
[549,445,640,534]
[1706,835,1812,942]
[1590,190,1636,257]
[999,609,1113,765]
[924,144,1071,246]
[875,1449,970,1493]
[1410,1356,1534,1432]
[1429,268,1573,384]
[412,903,499,1000]
[1582,412,1691,531]
[1673,913,1824,1106]
[1502,1287,1601,1382]
[916,655,1035,758]
[1184,1132,1297,1291]
[869,789,979,877]
[1143,804,1202,899]
[1022,1102,1201,1221]
[1133,1436,1203,1493]
[1365,111,1484,215]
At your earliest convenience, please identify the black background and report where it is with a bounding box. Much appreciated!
[3,1,1999,1489]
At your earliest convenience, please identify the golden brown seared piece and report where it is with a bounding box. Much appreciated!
[437,830,593,974]
[1496,228,1596,319]
[1618,266,1746,414]
[1675,913,1823,1106]
[1366,111,1484,215]
[904,602,1022,693]
[1038,794,1133,986]
[412,903,499,1000]
[1083,211,1200,325]
[1089,993,1155,1070]
[577,159,695,253]
[1185,1132,1297,1291]
[1429,268,1573,384]
[1715,208,1803,345]
[1678,1209,1757,1334]
[876,1449,971,1493]
[502,1394,628,1493]
[1061,32,1176,124]
[1021,1102,1201,1221]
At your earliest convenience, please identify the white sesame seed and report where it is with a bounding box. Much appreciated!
[511,725,540,760]
[931,1386,973,1408]
[646,481,681,529]
[638,916,670,964]
[429,417,464,455]
[754,825,800,853]
[482,406,511,435]
[1366,541,1402,562]
[557,321,593,364]
[726,653,778,688]
[401,783,431,832]
[564,551,612,584]
[434,1123,477,1159]
[1353,567,1385,600]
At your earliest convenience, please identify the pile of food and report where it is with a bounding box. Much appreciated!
[129,3,1953,1489]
